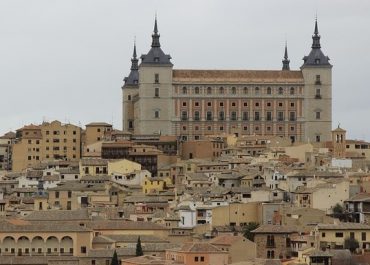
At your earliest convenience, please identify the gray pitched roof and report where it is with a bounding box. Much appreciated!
[302,20,331,68]
[140,18,172,66]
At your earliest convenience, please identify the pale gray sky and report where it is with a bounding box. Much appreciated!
[1,0,370,140]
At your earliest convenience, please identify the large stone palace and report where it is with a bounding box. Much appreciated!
[122,18,332,143]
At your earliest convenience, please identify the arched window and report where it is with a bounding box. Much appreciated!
[290,87,295,95]
[154,110,160,118]
[255,87,260,95]
[243,87,248,94]
[267,87,272,95]
[194,87,200,94]
[207,87,212,94]
[231,87,236,94]
[278,87,284,95]
[182,87,187,94]
[219,87,224,94]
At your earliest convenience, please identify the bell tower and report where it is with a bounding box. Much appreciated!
[332,126,346,158]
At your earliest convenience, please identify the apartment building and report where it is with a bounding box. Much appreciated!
[12,121,81,172]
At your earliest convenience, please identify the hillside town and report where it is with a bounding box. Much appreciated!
[1,120,370,265]
[2,2,370,264]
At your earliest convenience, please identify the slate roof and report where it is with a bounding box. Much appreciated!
[174,242,224,253]
[87,220,167,230]
[317,223,370,230]
[172,70,304,83]
[252,224,299,234]
[85,122,112,127]
[345,193,370,202]
[210,235,248,245]
[0,220,91,232]
[23,209,89,221]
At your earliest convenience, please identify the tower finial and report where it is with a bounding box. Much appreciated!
[282,41,290,70]
[312,17,321,49]
[151,15,161,47]
[130,39,138,71]
[154,13,158,34]
[133,37,137,59]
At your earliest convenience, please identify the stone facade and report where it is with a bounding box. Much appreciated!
[122,19,332,144]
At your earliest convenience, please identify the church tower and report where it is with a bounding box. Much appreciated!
[301,19,332,143]
[332,126,346,158]
[122,42,139,132]
[135,17,174,135]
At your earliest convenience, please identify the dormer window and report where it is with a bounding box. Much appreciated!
[315,58,320,64]
[154,57,159,62]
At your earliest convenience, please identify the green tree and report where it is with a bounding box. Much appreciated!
[110,250,119,265]
[344,237,359,253]
[243,222,259,242]
[136,236,143,256]
[333,203,344,214]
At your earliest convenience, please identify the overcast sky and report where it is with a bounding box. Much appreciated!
[1,0,370,140]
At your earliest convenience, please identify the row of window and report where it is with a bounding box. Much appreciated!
[179,86,299,96]
[27,139,78,144]
[180,101,297,108]
[323,232,367,241]
[180,125,297,133]
[180,111,297,121]
[0,247,74,254]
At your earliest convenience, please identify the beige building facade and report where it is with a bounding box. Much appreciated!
[122,19,332,143]
[12,121,81,172]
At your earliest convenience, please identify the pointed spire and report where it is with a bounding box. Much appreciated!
[312,17,321,49]
[282,41,290,70]
[151,15,161,48]
[130,40,138,71]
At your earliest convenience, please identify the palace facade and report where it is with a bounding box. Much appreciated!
[122,19,332,143]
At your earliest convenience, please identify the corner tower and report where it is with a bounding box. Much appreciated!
[122,42,139,132]
[136,17,174,135]
[301,19,332,143]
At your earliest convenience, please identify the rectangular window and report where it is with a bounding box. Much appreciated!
[219,111,225,121]
[335,232,343,238]
[266,111,272,121]
[81,246,87,253]
[278,111,284,121]
[200,256,205,262]
[254,111,260,121]
[128,120,133,129]
[154,73,159,83]
[231,111,237,121]
[194,111,200,121]
[242,112,249,121]
[155,87,159,97]
[362,232,366,241]
[289,112,296,121]
[55,191,59,198]
[181,111,188,121]
[316,111,321,119]
[195,257,199,262]
[206,111,212,121]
